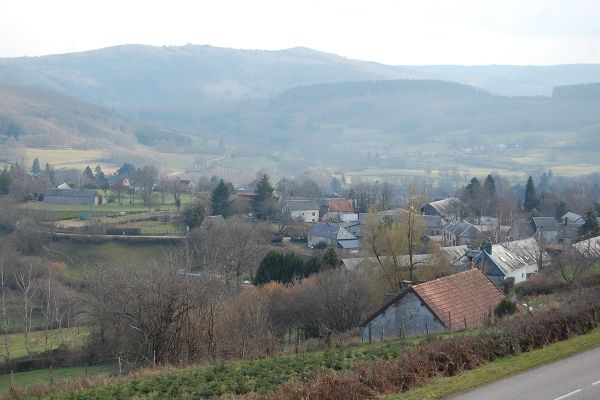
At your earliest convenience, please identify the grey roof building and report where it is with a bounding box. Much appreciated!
[442,220,484,246]
[308,222,357,248]
[509,220,536,240]
[421,197,463,219]
[44,188,99,205]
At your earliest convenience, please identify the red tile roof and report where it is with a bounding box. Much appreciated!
[361,269,508,329]
[327,199,354,213]
[412,269,507,329]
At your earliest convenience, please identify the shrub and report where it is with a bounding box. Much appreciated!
[494,298,518,319]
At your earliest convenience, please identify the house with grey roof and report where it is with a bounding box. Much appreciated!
[422,215,445,237]
[532,217,560,243]
[421,197,463,219]
[43,188,99,205]
[509,220,536,241]
[561,212,584,225]
[442,220,484,247]
[308,222,358,249]
[281,197,320,223]
[501,237,549,275]
[475,242,529,285]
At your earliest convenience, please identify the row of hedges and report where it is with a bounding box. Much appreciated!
[515,272,600,296]
[247,307,598,400]
[7,305,598,399]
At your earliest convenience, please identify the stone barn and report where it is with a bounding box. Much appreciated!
[360,268,507,343]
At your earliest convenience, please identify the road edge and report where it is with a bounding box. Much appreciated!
[387,325,600,400]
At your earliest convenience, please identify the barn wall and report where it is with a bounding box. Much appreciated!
[361,292,445,343]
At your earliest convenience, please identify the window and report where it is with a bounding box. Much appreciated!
[312,212,315,216]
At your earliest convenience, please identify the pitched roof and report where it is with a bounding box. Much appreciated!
[361,269,507,329]
[326,199,354,213]
[423,197,463,217]
[561,212,584,224]
[509,220,535,239]
[500,237,549,266]
[378,208,408,218]
[482,244,529,275]
[444,220,483,239]
[284,199,320,211]
[572,236,600,258]
[338,239,362,249]
[309,222,356,240]
[44,188,98,198]
[532,217,559,231]
[412,269,507,329]
[440,245,469,264]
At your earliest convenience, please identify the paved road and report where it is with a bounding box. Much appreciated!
[448,346,600,400]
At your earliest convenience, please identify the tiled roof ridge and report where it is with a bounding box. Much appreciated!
[412,268,475,289]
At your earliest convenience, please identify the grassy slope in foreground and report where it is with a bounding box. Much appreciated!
[389,325,600,400]
[30,335,429,399]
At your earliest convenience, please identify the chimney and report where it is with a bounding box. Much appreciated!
[484,239,492,254]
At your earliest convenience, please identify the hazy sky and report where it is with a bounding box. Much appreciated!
[1,0,598,65]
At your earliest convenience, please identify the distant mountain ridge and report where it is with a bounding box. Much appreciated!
[1,44,600,114]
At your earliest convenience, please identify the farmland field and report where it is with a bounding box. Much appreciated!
[0,365,112,393]
[48,241,173,278]
[0,327,86,360]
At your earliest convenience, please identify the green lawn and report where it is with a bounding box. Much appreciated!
[388,325,600,400]
[0,327,86,360]
[48,242,173,278]
[0,365,113,393]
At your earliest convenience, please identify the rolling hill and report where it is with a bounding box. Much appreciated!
[1,45,600,179]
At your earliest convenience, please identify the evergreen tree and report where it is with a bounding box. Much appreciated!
[322,246,340,268]
[0,166,11,195]
[252,174,275,220]
[254,251,324,285]
[210,179,233,217]
[330,177,343,193]
[577,210,600,240]
[44,163,55,185]
[31,158,41,175]
[483,175,496,197]
[524,176,538,212]
[116,162,135,177]
[482,174,497,215]
[182,201,206,229]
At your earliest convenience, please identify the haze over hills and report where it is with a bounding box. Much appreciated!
[0,82,138,150]
[1,44,600,179]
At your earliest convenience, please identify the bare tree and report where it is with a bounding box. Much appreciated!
[362,186,428,290]
[133,166,159,207]
[85,254,208,365]
[187,219,272,295]
[14,263,36,359]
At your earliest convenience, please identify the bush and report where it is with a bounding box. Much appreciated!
[494,298,518,319]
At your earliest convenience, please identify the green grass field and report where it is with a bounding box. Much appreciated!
[48,242,173,278]
[22,193,197,214]
[0,327,86,360]
[0,365,112,394]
